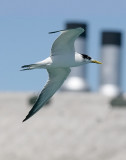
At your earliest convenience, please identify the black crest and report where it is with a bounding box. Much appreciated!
[81,54,91,60]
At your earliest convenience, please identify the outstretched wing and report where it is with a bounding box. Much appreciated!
[50,27,84,56]
[23,68,71,122]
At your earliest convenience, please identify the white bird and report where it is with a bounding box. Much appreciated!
[21,27,102,122]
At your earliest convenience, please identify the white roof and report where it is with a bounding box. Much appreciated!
[1,92,126,160]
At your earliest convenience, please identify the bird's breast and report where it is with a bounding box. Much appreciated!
[50,54,83,68]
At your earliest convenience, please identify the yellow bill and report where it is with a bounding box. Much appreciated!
[91,60,102,64]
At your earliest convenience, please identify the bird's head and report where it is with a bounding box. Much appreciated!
[81,54,102,64]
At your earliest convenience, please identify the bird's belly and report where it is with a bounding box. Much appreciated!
[51,55,81,68]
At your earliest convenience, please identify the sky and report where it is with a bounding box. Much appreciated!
[0,0,126,92]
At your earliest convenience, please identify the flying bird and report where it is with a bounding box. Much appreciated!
[21,27,102,122]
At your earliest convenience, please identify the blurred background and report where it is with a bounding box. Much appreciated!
[1,0,126,160]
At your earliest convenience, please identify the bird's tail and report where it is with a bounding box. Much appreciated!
[20,64,39,71]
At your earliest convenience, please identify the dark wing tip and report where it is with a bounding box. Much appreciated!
[48,27,84,34]
[22,119,26,122]
[48,31,60,34]
[48,29,66,34]
[22,116,29,122]
[22,112,32,122]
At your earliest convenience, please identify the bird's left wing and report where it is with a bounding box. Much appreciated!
[23,68,71,122]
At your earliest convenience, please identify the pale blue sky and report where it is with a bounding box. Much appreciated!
[0,0,126,92]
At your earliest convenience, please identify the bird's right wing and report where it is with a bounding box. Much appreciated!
[23,68,71,122]
[49,27,84,56]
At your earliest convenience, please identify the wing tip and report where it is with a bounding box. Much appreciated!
[22,116,29,122]
[48,27,84,34]
[48,30,65,34]
[22,119,26,122]
[22,113,32,122]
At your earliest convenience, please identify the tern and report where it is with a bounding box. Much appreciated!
[21,27,102,122]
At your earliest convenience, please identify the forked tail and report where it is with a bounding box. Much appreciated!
[20,64,39,71]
